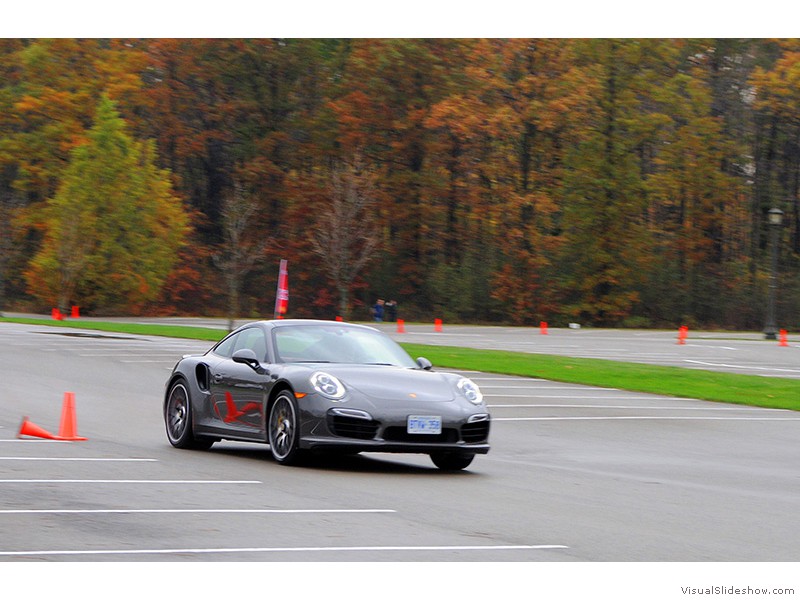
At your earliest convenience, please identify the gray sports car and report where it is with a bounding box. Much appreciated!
[164,319,490,470]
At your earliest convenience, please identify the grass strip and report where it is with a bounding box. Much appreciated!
[0,316,224,342]
[398,342,800,412]
[3,316,798,411]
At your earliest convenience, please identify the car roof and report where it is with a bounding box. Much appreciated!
[238,319,379,332]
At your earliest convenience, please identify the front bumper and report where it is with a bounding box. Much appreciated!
[298,400,490,455]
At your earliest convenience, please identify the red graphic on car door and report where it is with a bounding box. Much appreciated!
[218,391,261,424]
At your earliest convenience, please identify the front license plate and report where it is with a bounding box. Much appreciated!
[407,415,442,435]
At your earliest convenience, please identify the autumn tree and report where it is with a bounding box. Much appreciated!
[0,40,24,315]
[213,177,270,331]
[643,43,748,325]
[331,40,467,310]
[751,41,800,254]
[25,94,188,313]
[136,40,339,318]
[310,155,381,320]
[0,39,149,312]
[0,193,12,315]
[467,39,577,323]
[3,39,800,328]
[2,39,145,204]
[748,41,800,327]
[555,40,672,324]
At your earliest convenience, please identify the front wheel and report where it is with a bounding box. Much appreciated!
[165,380,214,450]
[430,451,474,471]
[268,391,303,465]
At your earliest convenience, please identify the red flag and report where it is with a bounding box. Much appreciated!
[274,259,288,319]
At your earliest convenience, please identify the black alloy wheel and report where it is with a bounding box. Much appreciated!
[268,391,303,465]
[165,380,214,450]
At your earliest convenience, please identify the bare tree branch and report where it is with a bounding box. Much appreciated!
[311,154,381,319]
[213,178,270,330]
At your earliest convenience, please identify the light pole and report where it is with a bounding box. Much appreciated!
[764,207,783,340]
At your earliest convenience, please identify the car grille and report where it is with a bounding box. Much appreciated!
[328,415,379,440]
[461,420,490,443]
[382,427,459,444]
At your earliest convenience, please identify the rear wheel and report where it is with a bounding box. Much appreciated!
[268,391,303,465]
[430,451,474,471]
[165,380,214,450]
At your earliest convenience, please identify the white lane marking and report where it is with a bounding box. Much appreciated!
[488,404,769,411]
[0,457,157,462]
[494,416,800,421]
[0,544,567,557]
[684,360,800,374]
[0,440,72,443]
[485,395,668,399]
[0,508,395,515]
[479,385,619,390]
[468,377,546,381]
[78,353,180,358]
[120,359,177,363]
[0,479,261,484]
[401,332,485,337]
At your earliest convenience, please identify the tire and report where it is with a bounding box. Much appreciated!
[268,390,303,465]
[430,451,475,471]
[165,380,214,450]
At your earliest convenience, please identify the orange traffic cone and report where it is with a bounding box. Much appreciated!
[397,319,405,333]
[17,417,57,440]
[779,330,789,347]
[55,392,87,441]
[434,318,443,332]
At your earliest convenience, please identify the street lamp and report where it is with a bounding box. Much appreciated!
[764,207,784,340]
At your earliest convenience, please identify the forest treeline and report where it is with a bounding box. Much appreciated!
[1,38,799,329]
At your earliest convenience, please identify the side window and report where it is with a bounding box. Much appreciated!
[212,332,239,358]
[233,328,269,362]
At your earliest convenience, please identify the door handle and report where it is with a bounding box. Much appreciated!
[212,373,225,384]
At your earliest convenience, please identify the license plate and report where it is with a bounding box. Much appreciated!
[407,415,442,435]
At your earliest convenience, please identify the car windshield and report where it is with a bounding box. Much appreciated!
[273,325,417,368]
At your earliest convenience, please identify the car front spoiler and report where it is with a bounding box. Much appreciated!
[300,436,490,455]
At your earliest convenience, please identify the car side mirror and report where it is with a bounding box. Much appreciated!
[232,348,263,372]
[416,357,432,371]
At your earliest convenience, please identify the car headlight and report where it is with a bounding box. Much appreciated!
[310,372,346,400]
[457,377,483,405]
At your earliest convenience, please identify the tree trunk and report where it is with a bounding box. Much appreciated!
[338,284,349,320]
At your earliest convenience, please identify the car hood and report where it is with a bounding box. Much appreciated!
[321,365,457,403]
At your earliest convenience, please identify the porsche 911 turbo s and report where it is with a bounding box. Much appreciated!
[163,319,490,470]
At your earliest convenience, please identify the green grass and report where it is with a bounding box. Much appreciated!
[399,342,800,411]
[0,316,225,342]
[3,316,799,411]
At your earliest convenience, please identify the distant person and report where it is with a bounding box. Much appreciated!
[373,299,385,322]
[385,300,397,322]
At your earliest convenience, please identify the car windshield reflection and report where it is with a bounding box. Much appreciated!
[273,325,417,368]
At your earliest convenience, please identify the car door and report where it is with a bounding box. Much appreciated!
[207,327,271,438]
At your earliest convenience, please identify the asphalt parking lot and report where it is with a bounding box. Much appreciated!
[1,320,799,569]
[14,313,797,377]
[377,322,800,378]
